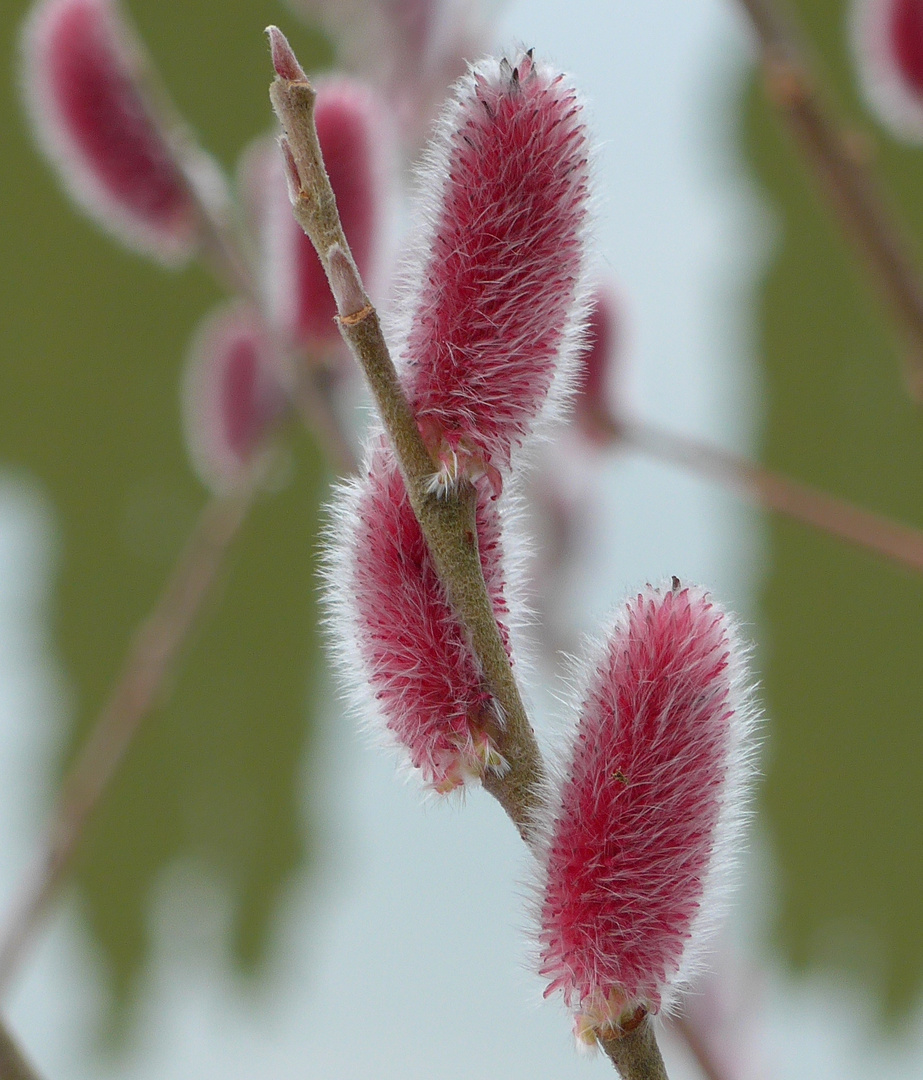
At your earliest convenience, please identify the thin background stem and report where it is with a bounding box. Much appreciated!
[670,1014,734,1080]
[736,0,923,400]
[0,6,362,999]
[0,482,255,998]
[616,417,923,574]
[0,1015,47,1080]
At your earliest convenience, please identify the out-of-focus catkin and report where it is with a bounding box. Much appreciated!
[852,0,923,140]
[181,302,288,492]
[21,0,205,262]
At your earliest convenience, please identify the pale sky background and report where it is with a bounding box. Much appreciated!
[1,1,923,1078]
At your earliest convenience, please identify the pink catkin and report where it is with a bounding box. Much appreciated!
[21,0,199,261]
[331,444,513,792]
[182,303,288,492]
[399,52,591,492]
[538,583,757,1040]
[853,0,923,139]
[265,79,386,351]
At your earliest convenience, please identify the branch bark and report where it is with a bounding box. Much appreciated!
[599,1015,669,1080]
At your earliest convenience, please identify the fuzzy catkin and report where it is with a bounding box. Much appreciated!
[328,445,514,792]
[537,583,758,1041]
[396,51,591,492]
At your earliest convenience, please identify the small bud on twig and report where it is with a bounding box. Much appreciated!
[261,78,387,351]
[327,244,368,320]
[267,23,307,82]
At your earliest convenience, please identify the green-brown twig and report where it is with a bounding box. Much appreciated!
[615,416,923,574]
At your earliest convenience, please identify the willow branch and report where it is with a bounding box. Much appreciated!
[599,1015,669,1080]
[0,1017,47,1080]
[265,28,681,1078]
[0,481,257,998]
[266,26,544,844]
[617,417,923,574]
[737,0,923,400]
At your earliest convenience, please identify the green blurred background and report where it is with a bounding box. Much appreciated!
[1,0,334,1021]
[0,0,921,1047]
[743,0,923,1017]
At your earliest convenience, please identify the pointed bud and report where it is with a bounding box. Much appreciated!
[396,52,591,492]
[261,79,388,351]
[327,244,368,318]
[574,284,621,444]
[852,0,923,140]
[182,303,289,492]
[266,24,307,82]
[20,0,201,262]
[326,444,514,792]
[536,582,759,1044]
